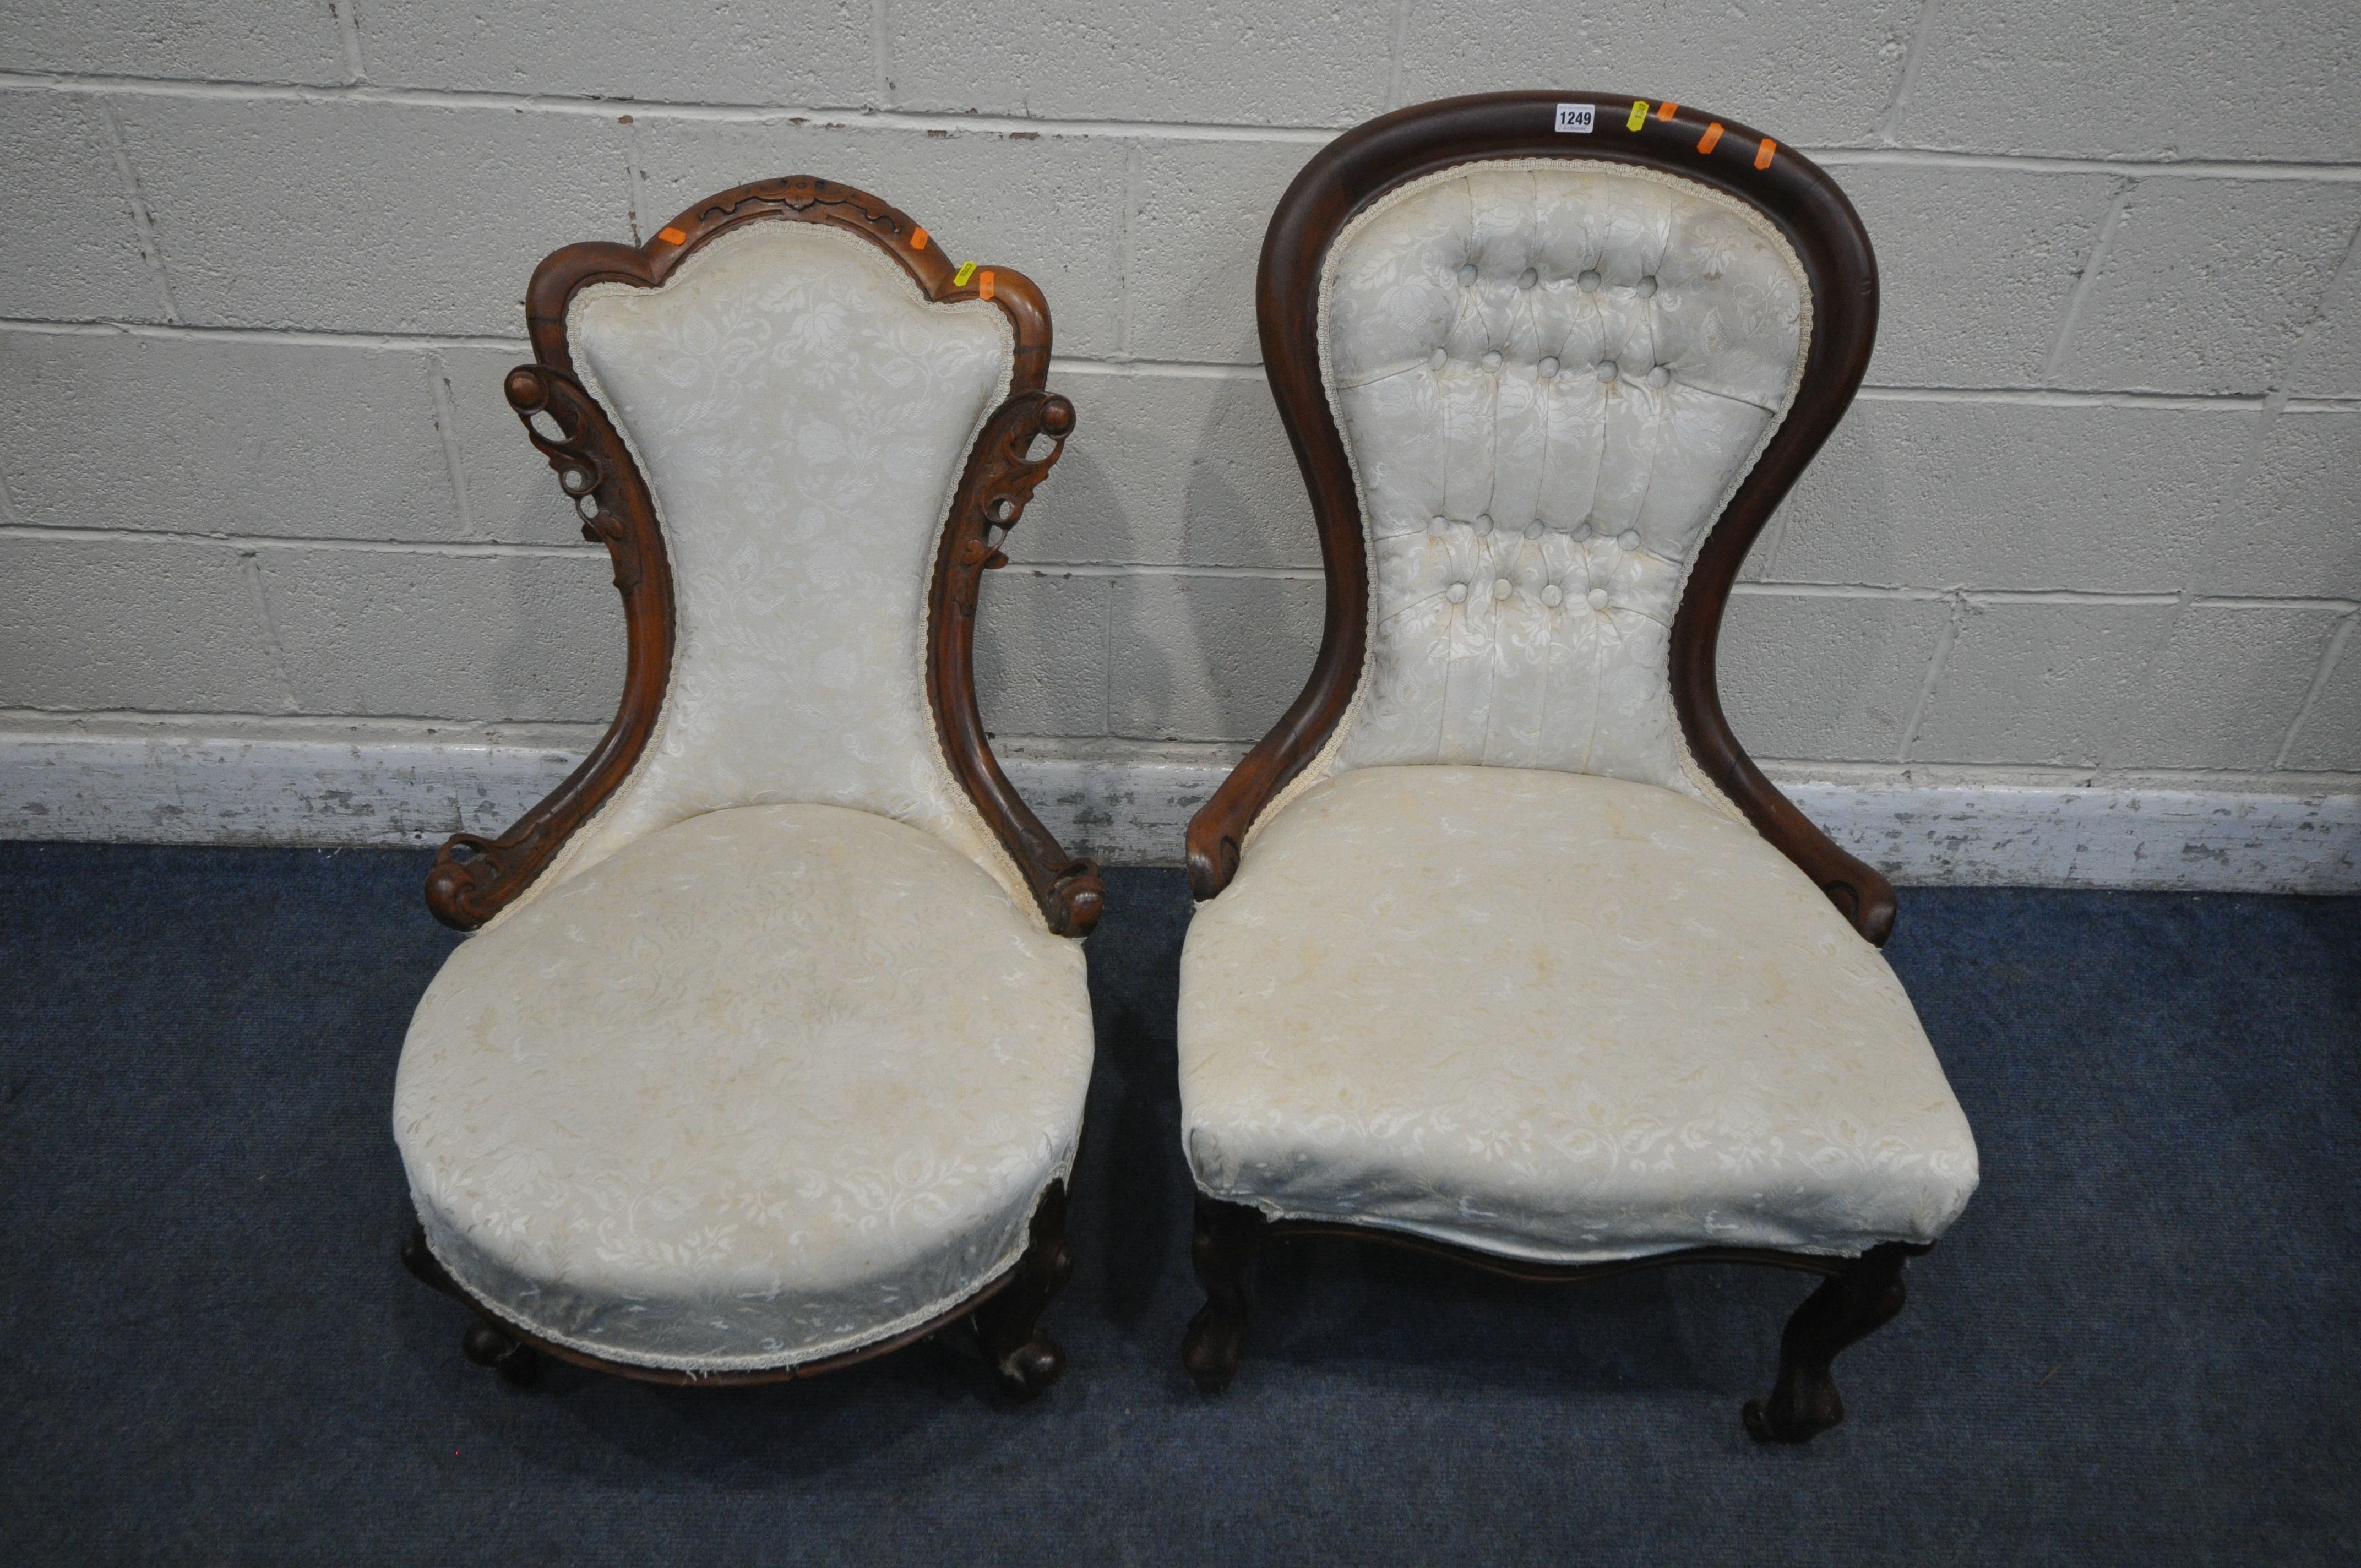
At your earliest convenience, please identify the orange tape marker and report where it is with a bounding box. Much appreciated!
[1754,138,1776,170]
[1626,101,1650,131]
[1657,101,1678,121]
[978,269,995,301]
[656,226,688,245]
[1697,122,1723,154]
[911,226,928,250]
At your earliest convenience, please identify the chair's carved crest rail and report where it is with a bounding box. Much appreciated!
[693,176,914,244]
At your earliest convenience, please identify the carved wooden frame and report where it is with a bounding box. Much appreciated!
[405,178,1093,1399]
[424,175,1103,940]
[1185,91,1896,944]
[1184,1195,1929,1443]
[1177,96,1929,1441]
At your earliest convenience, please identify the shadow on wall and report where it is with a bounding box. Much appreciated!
[1140,375,1326,747]
[972,436,1134,742]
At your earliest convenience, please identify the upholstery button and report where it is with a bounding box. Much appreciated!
[1646,367,1669,388]
[1525,521,1544,540]
[1597,360,1618,382]
[1619,529,1641,550]
[1573,522,1593,541]
[1473,514,1493,535]
[1493,578,1513,600]
[1429,515,1449,536]
[1518,268,1538,289]
[1577,269,1602,292]
[1482,350,1503,370]
[1456,263,1477,285]
[1446,582,1468,603]
[1538,356,1559,378]
[1428,347,1446,369]
[1587,587,1610,609]
[1638,276,1659,298]
[1541,584,1564,607]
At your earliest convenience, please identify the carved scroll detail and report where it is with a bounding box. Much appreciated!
[422,364,674,930]
[928,389,1106,938]
[695,175,912,243]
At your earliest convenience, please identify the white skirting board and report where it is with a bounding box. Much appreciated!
[2,732,2354,893]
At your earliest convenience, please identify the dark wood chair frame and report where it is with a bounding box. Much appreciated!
[401,176,1101,1402]
[1179,94,1933,1442]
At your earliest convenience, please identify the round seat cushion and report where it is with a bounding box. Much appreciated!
[394,803,1092,1374]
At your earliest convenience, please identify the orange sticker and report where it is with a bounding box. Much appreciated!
[978,269,995,301]
[911,226,928,249]
[1754,138,1776,170]
[656,226,688,245]
[1697,122,1723,154]
[1656,101,1678,121]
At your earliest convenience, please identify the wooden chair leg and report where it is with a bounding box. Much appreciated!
[1182,1196,1269,1393]
[402,1223,543,1387]
[971,1181,1074,1402]
[461,1317,543,1386]
[1744,1241,1922,1443]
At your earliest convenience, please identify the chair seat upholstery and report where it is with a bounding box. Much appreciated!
[1177,766,1979,1263]
[394,803,1094,1374]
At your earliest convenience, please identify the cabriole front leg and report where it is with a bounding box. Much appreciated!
[401,1223,542,1387]
[1744,1241,1925,1443]
[971,1182,1074,1402]
[1182,1196,1269,1393]
[461,1317,543,1387]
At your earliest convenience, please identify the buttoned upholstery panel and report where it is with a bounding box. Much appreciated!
[1322,161,1808,784]
[520,220,1023,914]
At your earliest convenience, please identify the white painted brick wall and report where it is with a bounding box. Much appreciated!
[890,2,1395,128]
[1771,398,2254,592]
[0,330,460,540]
[1,535,285,711]
[1,1,2355,836]
[2054,179,2361,395]
[0,93,171,322]
[1898,1,2361,162]
[0,2,349,85]
[1720,589,1952,762]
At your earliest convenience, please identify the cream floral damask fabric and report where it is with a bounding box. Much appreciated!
[519,220,1027,919]
[1178,766,1979,1262]
[1319,161,1809,791]
[396,805,1094,1373]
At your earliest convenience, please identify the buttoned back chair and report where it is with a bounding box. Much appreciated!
[1175,95,1979,1441]
[393,178,1102,1398]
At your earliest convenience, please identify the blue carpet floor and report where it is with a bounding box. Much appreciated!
[1,841,2355,1565]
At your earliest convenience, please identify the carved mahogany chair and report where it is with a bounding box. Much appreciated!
[391,178,1102,1399]
[1176,95,1980,1441]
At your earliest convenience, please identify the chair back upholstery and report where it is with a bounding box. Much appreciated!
[552,220,1015,884]
[1324,161,1805,785]
[1187,95,1896,941]
[423,179,1101,938]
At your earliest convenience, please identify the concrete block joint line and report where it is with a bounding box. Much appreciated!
[0,1,2355,868]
